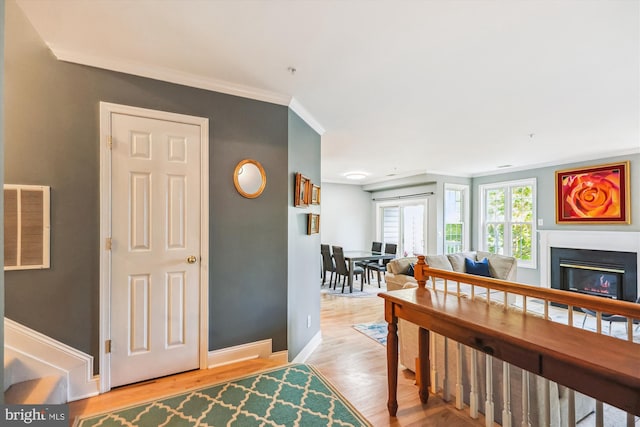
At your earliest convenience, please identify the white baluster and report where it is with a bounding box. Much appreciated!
[443,337,450,401]
[470,350,479,419]
[521,371,531,427]
[502,362,512,427]
[456,342,464,410]
[485,355,495,427]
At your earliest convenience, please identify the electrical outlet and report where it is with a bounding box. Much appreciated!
[307,315,311,328]
[538,218,544,226]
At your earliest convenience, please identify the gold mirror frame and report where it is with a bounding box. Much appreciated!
[233,159,266,199]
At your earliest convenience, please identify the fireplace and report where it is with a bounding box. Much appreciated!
[551,247,637,302]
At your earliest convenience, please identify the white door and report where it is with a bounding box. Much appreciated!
[109,113,202,387]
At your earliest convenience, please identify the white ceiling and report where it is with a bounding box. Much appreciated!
[16,0,640,185]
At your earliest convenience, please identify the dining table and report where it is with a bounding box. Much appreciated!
[343,250,396,293]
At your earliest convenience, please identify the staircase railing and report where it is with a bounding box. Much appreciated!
[413,255,640,427]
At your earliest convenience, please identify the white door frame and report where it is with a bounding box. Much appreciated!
[98,102,209,393]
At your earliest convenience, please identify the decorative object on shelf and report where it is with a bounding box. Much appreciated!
[307,213,320,235]
[294,172,310,207]
[233,159,266,199]
[555,161,630,224]
[311,184,321,205]
[4,184,51,270]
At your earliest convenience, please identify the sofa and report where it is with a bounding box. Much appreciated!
[385,252,594,426]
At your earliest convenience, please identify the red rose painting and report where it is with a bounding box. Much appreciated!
[556,162,630,224]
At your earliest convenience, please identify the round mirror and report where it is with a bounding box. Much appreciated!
[233,159,266,198]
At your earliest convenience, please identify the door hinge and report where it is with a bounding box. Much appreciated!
[106,237,112,250]
[107,136,113,150]
[105,339,112,353]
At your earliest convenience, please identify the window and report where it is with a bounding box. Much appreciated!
[444,184,469,254]
[479,179,536,268]
[377,200,427,257]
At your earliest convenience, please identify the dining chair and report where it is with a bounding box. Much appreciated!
[357,241,382,284]
[320,244,336,286]
[332,245,365,293]
[367,243,397,287]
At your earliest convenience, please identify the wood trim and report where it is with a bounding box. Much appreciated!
[420,264,640,319]
[381,268,640,416]
[207,339,273,368]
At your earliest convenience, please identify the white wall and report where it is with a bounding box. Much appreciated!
[320,183,373,250]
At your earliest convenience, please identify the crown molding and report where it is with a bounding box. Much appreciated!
[289,97,326,135]
[51,45,303,109]
[52,45,327,135]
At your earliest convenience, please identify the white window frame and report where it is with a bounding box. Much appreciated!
[375,198,428,257]
[478,178,537,269]
[443,183,470,253]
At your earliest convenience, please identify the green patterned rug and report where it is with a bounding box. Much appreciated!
[74,364,371,427]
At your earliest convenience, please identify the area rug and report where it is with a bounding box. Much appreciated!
[352,322,387,346]
[320,283,386,298]
[74,364,371,427]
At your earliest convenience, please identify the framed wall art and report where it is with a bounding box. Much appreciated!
[4,184,51,270]
[294,173,310,207]
[307,213,320,235]
[311,184,321,205]
[555,161,630,224]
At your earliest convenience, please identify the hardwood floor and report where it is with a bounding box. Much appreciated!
[308,284,485,427]
[70,282,485,426]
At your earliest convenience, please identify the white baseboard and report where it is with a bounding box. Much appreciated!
[291,331,322,364]
[269,350,289,364]
[207,339,275,368]
[4,318,100,402]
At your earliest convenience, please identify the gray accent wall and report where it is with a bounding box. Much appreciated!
[1,0,6,402]
[287,110,321,359]
[5,0,294,371]
[472,153,640,285]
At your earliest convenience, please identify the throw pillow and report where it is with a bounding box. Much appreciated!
[465,257,491,277]
[406,263,415,277]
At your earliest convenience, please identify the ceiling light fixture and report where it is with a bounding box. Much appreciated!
[345,172,367,180]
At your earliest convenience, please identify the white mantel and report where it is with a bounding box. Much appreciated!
[539,230,640,292]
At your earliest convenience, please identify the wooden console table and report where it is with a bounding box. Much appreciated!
[380,287,640,417]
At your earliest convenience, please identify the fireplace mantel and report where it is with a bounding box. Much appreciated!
[539,231,640,294]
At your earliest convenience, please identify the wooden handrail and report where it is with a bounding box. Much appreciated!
[413,255,640,319]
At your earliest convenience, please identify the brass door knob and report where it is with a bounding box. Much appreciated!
[186,255,197,264]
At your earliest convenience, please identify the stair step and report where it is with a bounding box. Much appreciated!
[4,375,66,405]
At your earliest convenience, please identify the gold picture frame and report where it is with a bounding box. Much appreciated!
[294,172,310,207]
[311,184,321,205]
[307,213,320,235]
[555,161,630,224]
